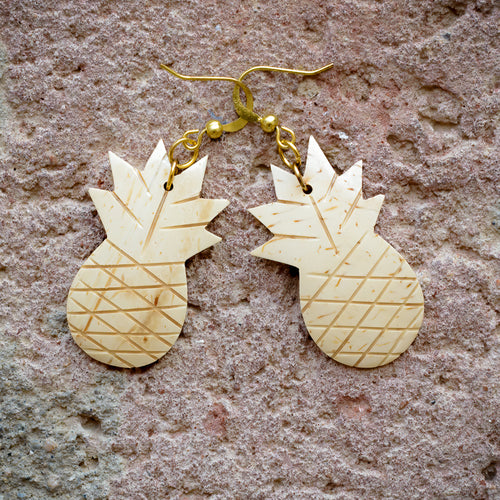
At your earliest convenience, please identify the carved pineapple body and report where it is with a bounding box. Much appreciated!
[67,140,228,368]
[250,137,424,368]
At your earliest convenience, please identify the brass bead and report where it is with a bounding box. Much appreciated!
[206,120,224,139]
[260,114,279,133]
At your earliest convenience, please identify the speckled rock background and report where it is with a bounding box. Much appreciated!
[0,1,498,499]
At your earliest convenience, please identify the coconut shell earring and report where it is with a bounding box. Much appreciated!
[66,68,259,368]
[233,66,425,368]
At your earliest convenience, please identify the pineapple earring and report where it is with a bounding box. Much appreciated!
[234,66,425,368]
[66,69,257,368]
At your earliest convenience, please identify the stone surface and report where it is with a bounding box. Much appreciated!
[0,1,498,499]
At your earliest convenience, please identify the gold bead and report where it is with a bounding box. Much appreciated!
[206,120,224,139]
[260,115,279,133]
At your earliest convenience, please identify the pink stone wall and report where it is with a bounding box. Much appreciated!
[0,1,498,498]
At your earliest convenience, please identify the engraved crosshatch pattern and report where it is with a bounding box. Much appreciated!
[67,240,187,368]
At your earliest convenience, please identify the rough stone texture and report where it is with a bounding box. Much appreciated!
[0,1,498,498]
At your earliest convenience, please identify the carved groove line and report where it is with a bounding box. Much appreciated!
[106,240,187,302]
[68,319,134,368]
[310,326,420,331]
[144,188,169,248]
[136,170,151,196]
[172,195,199,205]
[309,195,338,254]
[69,296,159,359]
[305,274,416,281]
[301,231,370,313]
[339,190,362,229]
[272,234,319,241]
[309,240,389,347]
[82,262,184,269]
[161,221,211,230]
[75,278,174,347]
[68,305,185,315]
[323,247,392,350]
[353,280,421,367]
[75,332,178,337]
[112,192,143,228]
[379,311,423,365]
[311,299,424,307]
[318,172,338,203]
[88,257,183,328]
[71,284,171,291]
[85,349,171,354]
[276,198,308,206]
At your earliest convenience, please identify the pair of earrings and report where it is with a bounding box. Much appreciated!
[66,64,424,370]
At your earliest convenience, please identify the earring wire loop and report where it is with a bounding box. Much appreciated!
[160,62,332,193]
[160,64,255,184]
[160,64,255,134]
[232,63,334,123]
[238,63,334,82]
[233,64,332,193]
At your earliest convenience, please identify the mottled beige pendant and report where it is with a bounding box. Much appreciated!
[250,137,424,368]
[67,140,228,368]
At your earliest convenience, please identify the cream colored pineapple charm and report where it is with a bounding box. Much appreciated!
[250,137,424,368]
[67,140,228,368]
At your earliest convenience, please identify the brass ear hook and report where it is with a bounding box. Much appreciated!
[230,63,334,194]
[232,63,334,124]
[160,64,258,189]
[238,63,334,81]
[159,62,333,193]
[160,64,255,134]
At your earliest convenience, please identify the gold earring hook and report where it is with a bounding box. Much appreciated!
[238,63,334,82]
[230,63,333,194]
[158,63,333,192]
[232,63,334,123]
[160,64,243,87]
[160,64,255,133]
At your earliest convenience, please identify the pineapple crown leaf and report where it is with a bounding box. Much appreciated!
[250,136,384,269]
[88,140,228,262]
